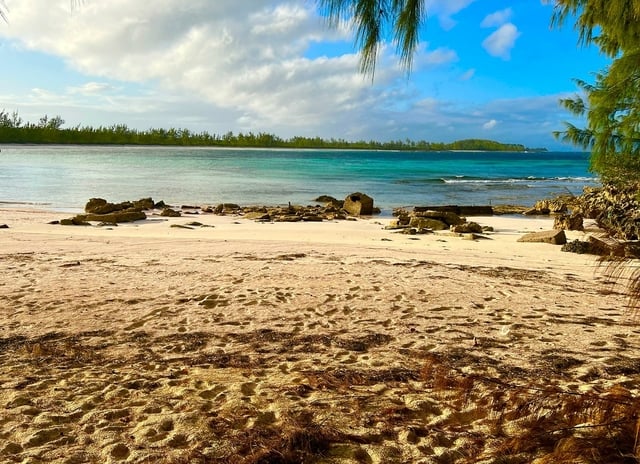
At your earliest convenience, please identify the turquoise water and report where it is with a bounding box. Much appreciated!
[0,145,598,214]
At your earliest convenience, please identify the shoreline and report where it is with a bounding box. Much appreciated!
[1,208,638,463]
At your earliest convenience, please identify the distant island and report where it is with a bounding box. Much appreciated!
[0,111,546,152]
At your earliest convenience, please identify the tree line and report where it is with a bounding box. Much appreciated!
[0,111,541,152]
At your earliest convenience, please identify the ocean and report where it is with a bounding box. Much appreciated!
[0,145,598,215]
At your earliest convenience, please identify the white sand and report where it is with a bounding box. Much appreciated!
[1,208,638,463]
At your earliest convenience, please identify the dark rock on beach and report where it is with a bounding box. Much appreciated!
[63,197,157,225]
[553,212,584,231]
[60,217,92,226]
[85,211,147,223]
[523,198,569,216]
[561,239,593,254]
[451,221,483,234]
[413,205,494,216]
[343,192,374,216]
[517,229,567,245]
[161,208,182,217]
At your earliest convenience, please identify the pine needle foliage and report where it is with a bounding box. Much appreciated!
[317,0,425,77]
[552,0,640,183]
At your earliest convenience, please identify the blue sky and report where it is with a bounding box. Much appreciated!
[0,1,609,149]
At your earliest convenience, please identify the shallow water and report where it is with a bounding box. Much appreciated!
[0,145,598,213]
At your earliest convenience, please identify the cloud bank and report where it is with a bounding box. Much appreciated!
[0,0,578,148]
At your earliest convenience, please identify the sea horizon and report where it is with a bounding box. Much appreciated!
[0,145,599,215]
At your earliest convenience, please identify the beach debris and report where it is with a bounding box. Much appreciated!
[517,229,567,245]
[343,192,375,216]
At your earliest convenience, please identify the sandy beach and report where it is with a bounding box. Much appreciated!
[1,208,639,463]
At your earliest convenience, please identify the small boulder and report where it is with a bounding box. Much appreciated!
[588,235,625,257]
[84,211,146,223]
[343,192,374,216]
[517,229,567,245]
[132,197,155,211]
[161,208,181,217]
[409,217,448,231]
[85,198,108,213]
[561,240,593,254]
[60,216,91,226]
[415,210,464,226]
[553,213,584,231]
[450,222,483,234]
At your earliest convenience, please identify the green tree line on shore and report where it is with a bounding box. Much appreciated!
[0,110,543,152]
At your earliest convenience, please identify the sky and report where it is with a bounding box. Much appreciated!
[0,1,610,150]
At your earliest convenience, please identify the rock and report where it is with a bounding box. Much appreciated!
[450,221,483,233]
[414,210,464,226]
[132,197,155,210]
[243,211,271,221]
[84,199,133,214]
[534,199,568,214]
[413,205,493,216]
[561,240,593,254]
[60,216,91,226]
[84,211,146,223]
[492,204,528,215]
[553,213,584,231]
[517,229,567,245]
[154,200,166,209]
[314,195,343,207]
[343,192,374,216]
[84,198,108,213]
[274,215,302,222]
[161,208,181,217]
[409,217,448,231]
[588,235,625,257]
[0,224,8,229]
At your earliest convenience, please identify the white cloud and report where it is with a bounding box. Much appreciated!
[460,69,475,80]
[1,0,404,135]
[482,23,520,59]
[0,1,581,150]
[480,8,513,28]
[425,0,476,30]
[483,119,497,130]
[68,82,115,96]
[421,47,458,66]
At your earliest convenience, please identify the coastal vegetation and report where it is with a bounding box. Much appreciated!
[0,111,540,151]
